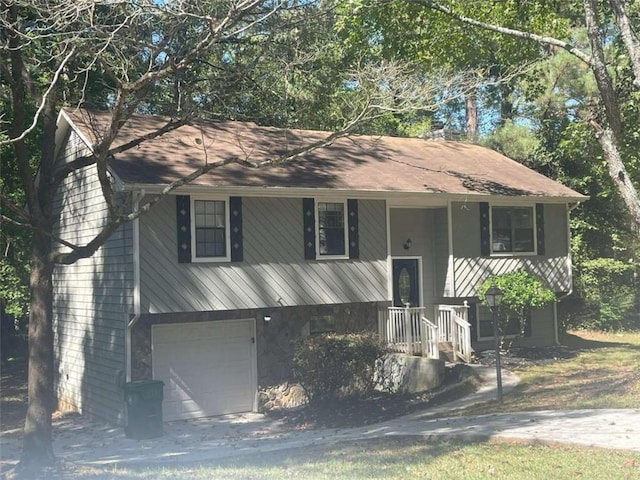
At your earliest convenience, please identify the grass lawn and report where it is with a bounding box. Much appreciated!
[61,438,640,479]
[4,331,640,479]
[456,330,640,417]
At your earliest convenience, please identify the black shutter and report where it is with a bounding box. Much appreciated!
[176,195,191,263]
[347,199,359,259]
[480,202,490,257]
[536,203,545,255]
[303,198,315,260]
[230,196,243,262]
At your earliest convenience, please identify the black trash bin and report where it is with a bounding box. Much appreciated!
[124,380,164,439]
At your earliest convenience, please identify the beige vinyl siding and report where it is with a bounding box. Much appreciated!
[52,130,132,425]
[450,201,571,297]
[139,196,388,313]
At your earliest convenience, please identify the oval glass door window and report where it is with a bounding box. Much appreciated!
[398,267,411,306]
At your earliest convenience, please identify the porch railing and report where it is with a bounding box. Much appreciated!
[379,306,439,359]
[438,303,472,363]
[420,316,440,360]
[378,304,472,362]
[383,306,424,356]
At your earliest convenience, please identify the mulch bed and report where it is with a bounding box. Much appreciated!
[266,364,480,430]
[474,345,578,368]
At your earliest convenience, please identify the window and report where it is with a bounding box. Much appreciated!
[192,198,229,261]
[491,206,535,254]
[477,306,530,340]
[317,201,347,257]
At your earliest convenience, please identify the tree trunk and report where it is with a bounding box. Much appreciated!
[596,127,640,228]
[465,89,478,141]
[19,232,56,467]
[500,83,514,124]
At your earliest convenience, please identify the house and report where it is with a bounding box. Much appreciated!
[51,108,587,425]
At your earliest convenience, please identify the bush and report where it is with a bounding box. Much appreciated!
[575,258,638,331]
[292,332,388,403]
[478,270,555,344]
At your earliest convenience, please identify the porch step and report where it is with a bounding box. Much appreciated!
[438,342,456,363]
[438,341,475,363]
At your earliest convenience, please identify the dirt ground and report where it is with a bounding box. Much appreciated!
[0,359,27,433]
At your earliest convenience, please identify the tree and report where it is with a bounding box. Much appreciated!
[0,0,317,468]
[339,0,568,138]
[404,0,640,231]
[0,0,473,469]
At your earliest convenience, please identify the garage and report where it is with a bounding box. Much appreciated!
[152,319,257,421]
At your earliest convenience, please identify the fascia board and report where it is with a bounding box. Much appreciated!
[121,182,589,204]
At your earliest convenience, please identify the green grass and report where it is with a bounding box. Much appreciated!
[61,438,640,479]
[456,330,640,417]
[10,331,640,479]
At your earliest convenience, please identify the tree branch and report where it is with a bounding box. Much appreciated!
[609,0,640,88]
[407,0,595,67]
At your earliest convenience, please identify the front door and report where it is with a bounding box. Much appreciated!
[392,258,420,307]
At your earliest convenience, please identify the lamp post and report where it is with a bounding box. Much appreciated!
[484,283,504,402]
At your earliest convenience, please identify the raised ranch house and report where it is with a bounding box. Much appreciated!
[52,109,587,425]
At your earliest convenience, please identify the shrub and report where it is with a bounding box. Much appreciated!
[478,270,555,344]
[575,258,638,331]
[292,332,388,403]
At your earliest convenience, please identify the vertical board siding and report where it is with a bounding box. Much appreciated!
[433,208,450,297]
[52,130,131,425]
[139,196,388,313]
[389,208,437,304]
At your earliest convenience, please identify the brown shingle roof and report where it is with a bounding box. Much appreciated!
[63,109,586,200]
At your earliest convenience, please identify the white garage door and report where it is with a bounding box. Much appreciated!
[152,319,257,421]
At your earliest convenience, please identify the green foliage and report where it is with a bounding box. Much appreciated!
[292,332,388,403]
[479,271,555,337]
[483,120,540,163]
[575,258,638,331]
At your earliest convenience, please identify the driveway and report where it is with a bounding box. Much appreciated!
[1,366,639,471]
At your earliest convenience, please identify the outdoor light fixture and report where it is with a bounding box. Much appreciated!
[403,238,412,250]
[484,283,504,402]
[263,313,271,324]
[484,283,504,309]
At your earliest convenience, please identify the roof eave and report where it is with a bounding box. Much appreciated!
[121,182,589,204]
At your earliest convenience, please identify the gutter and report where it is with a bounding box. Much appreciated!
[125,190,144,382]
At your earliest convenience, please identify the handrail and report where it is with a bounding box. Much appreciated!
[452,312,472,363]
[420,316,439,360]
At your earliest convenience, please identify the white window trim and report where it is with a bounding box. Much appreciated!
[190,195,231,263]
[489,203,537,257]
[315,199,349,260]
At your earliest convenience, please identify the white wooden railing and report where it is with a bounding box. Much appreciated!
[420,316,440,360]
[383,306,425,356]
[378,304,472,362]
[438,303,472,363]
[452,314,473,363]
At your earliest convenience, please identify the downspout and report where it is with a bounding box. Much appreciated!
[125,190,144,382]
[553,201,582,345]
